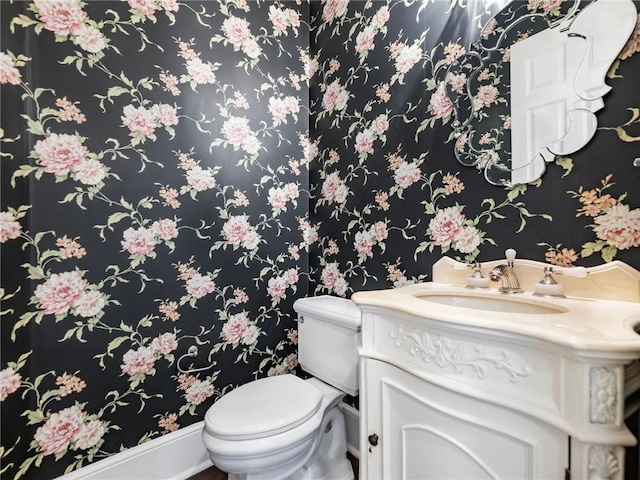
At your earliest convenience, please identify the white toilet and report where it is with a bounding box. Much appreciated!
[202,295,361,480]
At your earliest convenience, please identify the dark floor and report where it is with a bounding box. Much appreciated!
[189,453,359,480]
[188,465,227,480]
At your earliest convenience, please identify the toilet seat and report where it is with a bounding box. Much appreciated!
[204,375,323,440]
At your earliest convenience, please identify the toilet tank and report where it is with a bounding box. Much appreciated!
[293,295,361,396]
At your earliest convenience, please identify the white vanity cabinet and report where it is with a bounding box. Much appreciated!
[353,261,640,480]
[362,358,567,479]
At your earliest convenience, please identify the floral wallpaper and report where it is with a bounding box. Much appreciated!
[1,1,639,479]
[309,0,640,295]
[1,1,309,478]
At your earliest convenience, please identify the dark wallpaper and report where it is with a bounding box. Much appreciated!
[2,1,309,478]
[1,1,639,479]
[309,0,640,295]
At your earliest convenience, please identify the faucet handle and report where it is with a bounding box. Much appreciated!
[450,260,489,288]
[534,267,564,297]
[533,265,588,298]
[548,265,588,278]
[466,263,489,289]
[505,248,516,267]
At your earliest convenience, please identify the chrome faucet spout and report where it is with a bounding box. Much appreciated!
[490,265,523,294]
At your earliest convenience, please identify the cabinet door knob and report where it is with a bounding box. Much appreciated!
[368,434,379,446]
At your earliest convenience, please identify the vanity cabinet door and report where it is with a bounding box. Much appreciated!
[362,359,568,480]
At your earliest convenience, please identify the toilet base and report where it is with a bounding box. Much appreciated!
[227,456,353,480]
[287,404,353,480]
[296,456,353,480]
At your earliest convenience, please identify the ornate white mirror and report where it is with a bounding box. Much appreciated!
[449,0,638,186]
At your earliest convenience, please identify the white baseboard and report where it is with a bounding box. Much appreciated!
[340,402,360,459]
[56,405,358,480]
[57,421,211,480]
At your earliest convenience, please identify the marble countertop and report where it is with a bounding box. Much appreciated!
[352,282,640,353]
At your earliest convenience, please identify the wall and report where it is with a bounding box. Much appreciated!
[1,1,309,478]
[2,1,640,479]
[309,0,640,296]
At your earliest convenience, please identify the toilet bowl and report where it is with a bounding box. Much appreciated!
[202,296,361,480]
[202,376,352,480]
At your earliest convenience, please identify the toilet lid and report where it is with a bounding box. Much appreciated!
[205,374,323,440]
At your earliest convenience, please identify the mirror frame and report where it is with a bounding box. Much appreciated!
[447,0,637,186]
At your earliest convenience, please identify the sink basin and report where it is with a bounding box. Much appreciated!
[417,293,565,315]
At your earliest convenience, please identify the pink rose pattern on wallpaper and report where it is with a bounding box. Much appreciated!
[1,1,639,479]
[1,1,310,478]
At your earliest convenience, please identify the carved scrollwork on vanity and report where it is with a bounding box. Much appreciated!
[588,445,620,480]
[589,367,619,424]
[390,324,532,383]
